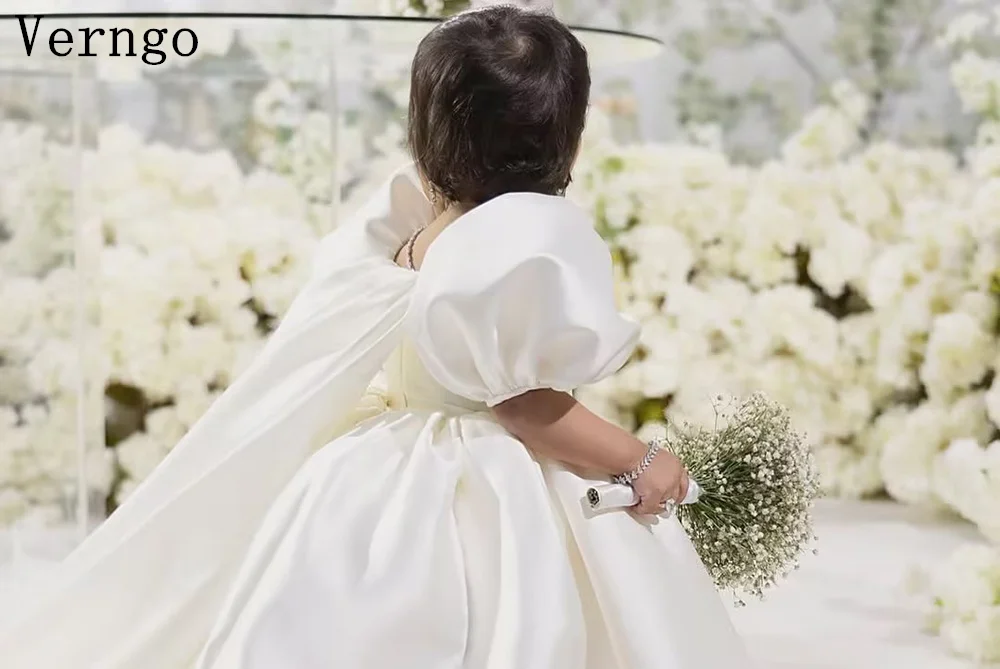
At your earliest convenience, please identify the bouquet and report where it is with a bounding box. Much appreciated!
[585,393,820,603]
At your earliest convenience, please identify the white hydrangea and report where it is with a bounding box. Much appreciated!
[920,312,994,400]
[806,215,872,298]
[880,395,992,507]
[933,438,1000,543]
[910,543,1000,663]
[0,74,336,520]
[780,86,863,168]
[951,51,1000,117]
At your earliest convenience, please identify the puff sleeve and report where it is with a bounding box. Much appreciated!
[407,193,639,407]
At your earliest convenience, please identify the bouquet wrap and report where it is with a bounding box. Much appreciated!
[585,478,702,511]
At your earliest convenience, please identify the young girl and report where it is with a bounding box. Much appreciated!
[0,7,754,668]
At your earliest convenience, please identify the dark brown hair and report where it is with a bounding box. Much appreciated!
[407,6,591,205]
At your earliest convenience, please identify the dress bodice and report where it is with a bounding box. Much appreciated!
[384,340,488,414]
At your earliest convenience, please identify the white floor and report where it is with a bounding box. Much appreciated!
[729,499,984,669]
[0,500,989,667]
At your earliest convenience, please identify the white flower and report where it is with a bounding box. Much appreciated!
[951,51,1000,116]
[174,382,220,429]
[929,543,1000,616]
[933,438,1000,542]
[920,312,994,400]
[881,394,993,507]
[937,10,993,48]
[730,188,803,285]
[834,161,894,233]
[880,402,952,506]
[807,216,872,297]
[815,445,882,498]
[781,105,860,168]
[667,354,747,428]
[829,79,870,126]
[941,606,1000,662]
[116,432,170,484]
[26,340,80,397]
[619,225,694,293]
[864,245,921,308]
[985,371,1000,428]
[744,286,840,373]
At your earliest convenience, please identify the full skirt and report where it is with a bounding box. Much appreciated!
[194,410,754,669]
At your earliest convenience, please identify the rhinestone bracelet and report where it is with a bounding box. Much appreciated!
[612,440,663,486]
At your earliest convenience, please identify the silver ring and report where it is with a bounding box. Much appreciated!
[659,500,676,518]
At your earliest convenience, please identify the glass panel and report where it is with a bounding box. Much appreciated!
[0,18,100,562]
[87,16,341,523]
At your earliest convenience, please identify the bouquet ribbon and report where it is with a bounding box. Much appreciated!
[585,477,702,512]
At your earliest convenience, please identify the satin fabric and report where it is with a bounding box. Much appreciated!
[408,192,640,408]
[193,193,753,668]
[1,166,754,668]
[0,166,427,669]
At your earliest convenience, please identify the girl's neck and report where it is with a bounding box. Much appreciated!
[435,201,473,227]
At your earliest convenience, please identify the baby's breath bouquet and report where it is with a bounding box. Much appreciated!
[672,393,820,602]
[586,392,820,603]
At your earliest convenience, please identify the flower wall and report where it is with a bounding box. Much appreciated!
[568,4,1000,658]
[0,16,408,528]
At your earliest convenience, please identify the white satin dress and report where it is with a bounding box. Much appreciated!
[0,167,753,669]
[191,195,754,669]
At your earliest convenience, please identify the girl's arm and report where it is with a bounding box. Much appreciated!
[493,389,688,514]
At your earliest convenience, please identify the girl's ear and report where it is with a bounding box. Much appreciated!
[418,172,447,217]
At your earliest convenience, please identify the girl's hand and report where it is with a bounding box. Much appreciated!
[631,450,689,516]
